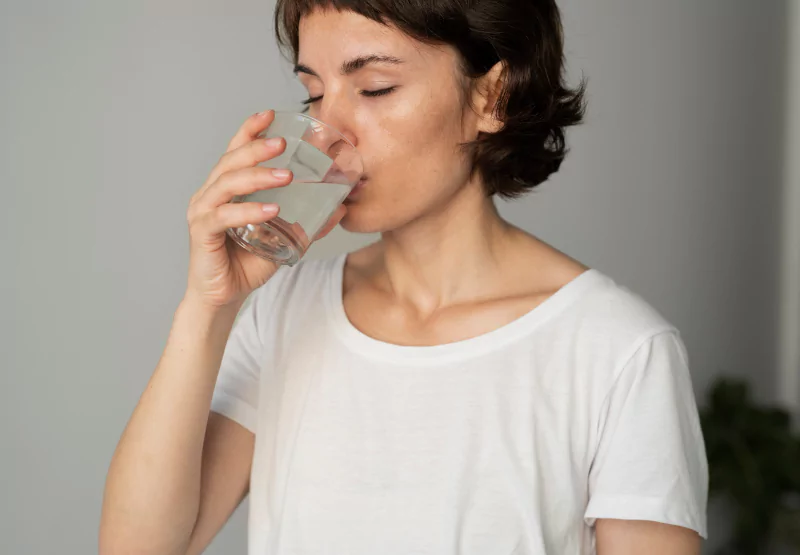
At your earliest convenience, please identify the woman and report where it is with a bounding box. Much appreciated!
[100,1,708,554]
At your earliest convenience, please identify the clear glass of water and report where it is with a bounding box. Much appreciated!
[226,111,363,266]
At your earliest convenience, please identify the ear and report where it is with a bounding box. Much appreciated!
[471,61,506,134]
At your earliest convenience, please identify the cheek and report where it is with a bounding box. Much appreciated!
[362,93,470,201]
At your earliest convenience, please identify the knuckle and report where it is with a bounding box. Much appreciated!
[202,209,219,231]
[213,169,236,190]
[187,215,200,235]
[186,207,203,228]
[207,206,222,226]
[188,199,215,224]
[247,141,264,166]
[247,166,269,181]
[189,189,206,205]
[208,168,229,186]
[214,168,230,183]
[187,199,202,221]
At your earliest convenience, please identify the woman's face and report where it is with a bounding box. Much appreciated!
[295,8,488,234]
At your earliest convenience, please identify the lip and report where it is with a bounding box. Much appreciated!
[346,177,367,200]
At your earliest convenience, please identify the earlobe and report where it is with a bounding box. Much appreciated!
[480,114,504,134]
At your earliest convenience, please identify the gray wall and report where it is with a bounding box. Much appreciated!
[0,1,789,553]
[778,0,800,418]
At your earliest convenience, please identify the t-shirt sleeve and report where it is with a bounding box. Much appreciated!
[584,330,709,538]
[209,288,268,434]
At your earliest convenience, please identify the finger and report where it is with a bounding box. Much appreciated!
[191,202,280,238]
[196,166,293,210]
[314,204,348,241]
[197,136,288,200]
[227,109,276,153]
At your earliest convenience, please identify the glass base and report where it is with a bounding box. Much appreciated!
[226,218,306,266]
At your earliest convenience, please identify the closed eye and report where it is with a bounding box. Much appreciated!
[301,87,397,112]
[360,86,397,98]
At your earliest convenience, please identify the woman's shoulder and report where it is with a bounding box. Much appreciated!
[510,236,677,344]
[562,266,680,352]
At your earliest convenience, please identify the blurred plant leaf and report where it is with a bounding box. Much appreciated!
[699,377,800,555]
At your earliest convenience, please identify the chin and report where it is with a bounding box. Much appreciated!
[340,193,416,234]
[339,202,388,234]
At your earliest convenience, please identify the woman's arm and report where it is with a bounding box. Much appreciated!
[183,412,254,555]
[596,519,701,555]
[99,298,252,555]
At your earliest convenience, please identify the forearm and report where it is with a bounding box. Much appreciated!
[99,297,243,554]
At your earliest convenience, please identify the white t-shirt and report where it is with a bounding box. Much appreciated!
[211,253,708,555]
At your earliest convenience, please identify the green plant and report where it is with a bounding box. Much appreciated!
[700,377,800,554]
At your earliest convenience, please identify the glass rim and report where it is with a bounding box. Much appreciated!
[273,110,359,152]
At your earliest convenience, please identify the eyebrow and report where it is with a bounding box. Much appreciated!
[293,54,404,77]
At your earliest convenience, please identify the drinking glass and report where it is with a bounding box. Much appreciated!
[226,111,363,266]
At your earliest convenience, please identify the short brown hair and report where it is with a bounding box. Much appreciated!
[274,0,586,199]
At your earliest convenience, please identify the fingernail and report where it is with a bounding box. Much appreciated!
[265,137,284,148]
[257,109,273,118]
[262,203,279,214]
[272,169,292,178]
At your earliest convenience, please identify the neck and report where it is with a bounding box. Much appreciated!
[376,181,520,314]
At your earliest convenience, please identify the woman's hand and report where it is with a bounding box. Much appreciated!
[184,110,347,309]
[183,110,293,309]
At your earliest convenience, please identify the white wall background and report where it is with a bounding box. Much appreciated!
[0,1,792,553]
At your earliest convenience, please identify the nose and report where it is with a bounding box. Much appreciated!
[308,112,356,148]
[304,117,356,157]
[302,108,362,184]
